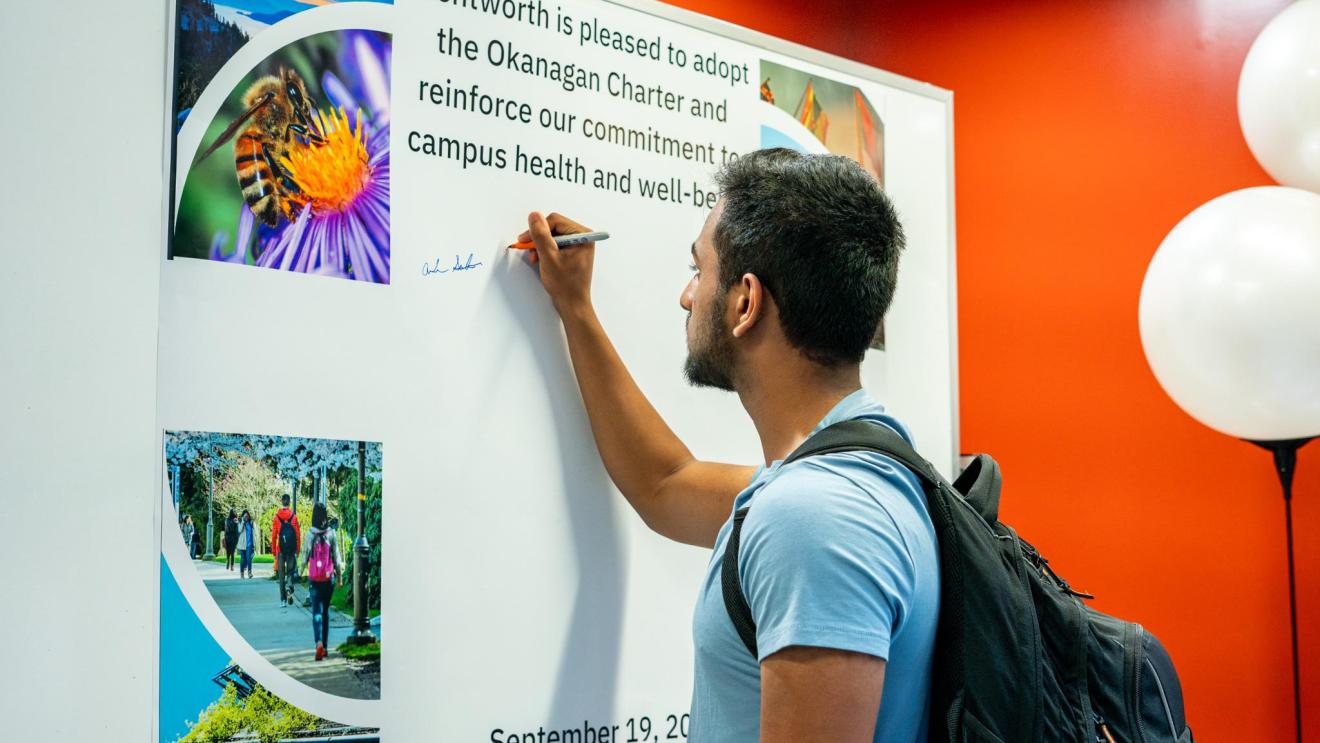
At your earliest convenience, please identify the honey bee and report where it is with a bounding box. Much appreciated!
[197,67,324,227]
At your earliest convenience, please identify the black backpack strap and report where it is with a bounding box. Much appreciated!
[784,419,942,486]
[721,419,942,658]
[721,506,759,657]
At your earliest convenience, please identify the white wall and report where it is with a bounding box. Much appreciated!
[1,1,165,739]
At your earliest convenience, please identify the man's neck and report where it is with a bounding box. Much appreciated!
[737,359,862,466]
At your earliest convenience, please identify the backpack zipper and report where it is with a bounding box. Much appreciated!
[1144,655,1180,740]
[1020,539,1096,599]
[1093,712,1119,743]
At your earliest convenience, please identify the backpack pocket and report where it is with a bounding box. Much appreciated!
[1135,631,1193,742]
[962,713,1007,743]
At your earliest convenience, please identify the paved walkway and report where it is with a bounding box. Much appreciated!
[196,559,378,700]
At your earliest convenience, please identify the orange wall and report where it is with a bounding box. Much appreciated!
[665,1,1318,740]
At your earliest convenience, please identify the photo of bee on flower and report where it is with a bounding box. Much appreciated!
[174,30,391,284]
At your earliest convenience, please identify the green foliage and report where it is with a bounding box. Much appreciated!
[210,553,273,564]
[335,641,381,661]
[259,504,280,554]
[175,466,210,554]
[179,683,319,743]
[335,476,383,611]
[174,0,250,114]
[332,581,380,619]
[215,454,285,533]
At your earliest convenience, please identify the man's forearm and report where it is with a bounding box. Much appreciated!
[558,302,696,529]
[523,211,751,546]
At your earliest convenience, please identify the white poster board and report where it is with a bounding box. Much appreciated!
[154,0,955,740]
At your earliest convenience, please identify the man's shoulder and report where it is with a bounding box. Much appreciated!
[760,437,924,507]
[742,427,934,560]
[743,458,913,544]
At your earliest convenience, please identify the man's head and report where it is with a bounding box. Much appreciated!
[282,494,290,507]
[681,149,904,390]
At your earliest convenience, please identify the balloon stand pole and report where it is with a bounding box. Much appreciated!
[1249,437,1313,743]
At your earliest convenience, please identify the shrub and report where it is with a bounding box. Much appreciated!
[180,683,319,743]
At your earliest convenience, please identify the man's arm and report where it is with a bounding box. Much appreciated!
[740,464,924,742]
[558,300,755,546]
[522,211,755,547]
[760,647,886,743]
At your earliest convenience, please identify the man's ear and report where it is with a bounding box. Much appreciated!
[731,273,765,338]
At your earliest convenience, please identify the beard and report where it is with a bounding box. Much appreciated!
[683,293,737,391]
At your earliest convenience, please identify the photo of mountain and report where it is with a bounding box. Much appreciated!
[172,0,392,126]
[209,0,393,36]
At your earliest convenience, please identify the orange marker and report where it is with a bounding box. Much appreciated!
[507,231,610,250]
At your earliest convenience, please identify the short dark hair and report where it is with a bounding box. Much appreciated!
[712,148,904,366]
[312,502,328,530]
[282,493,290,506]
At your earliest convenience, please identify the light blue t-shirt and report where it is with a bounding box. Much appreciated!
[689,389,939,743]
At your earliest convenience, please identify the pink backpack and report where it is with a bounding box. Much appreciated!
[308,533,334,582]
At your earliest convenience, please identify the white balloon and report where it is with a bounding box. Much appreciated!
[1139,187,1320,440]
[1238,0,1320,193]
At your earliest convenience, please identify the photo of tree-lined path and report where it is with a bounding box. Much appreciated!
[166,431,383,700]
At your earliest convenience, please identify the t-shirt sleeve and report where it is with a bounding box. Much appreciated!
[738,458,920,663]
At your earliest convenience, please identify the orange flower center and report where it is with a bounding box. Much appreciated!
[284,107,371,213]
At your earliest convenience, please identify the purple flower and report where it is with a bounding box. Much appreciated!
[209,205,254,264]
[241,31,391,283]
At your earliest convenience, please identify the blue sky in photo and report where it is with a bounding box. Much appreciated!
[210,0,392,35]
[761,125,810,154]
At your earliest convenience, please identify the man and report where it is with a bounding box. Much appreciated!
[271,494,301,607]
[518,148,939,743]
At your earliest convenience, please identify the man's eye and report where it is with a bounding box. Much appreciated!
[689,262,699,273]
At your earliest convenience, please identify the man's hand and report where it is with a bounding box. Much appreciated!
[514,209,751,546]
[519,211,595,314]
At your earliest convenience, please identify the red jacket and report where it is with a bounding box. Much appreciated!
[271,507,300,557]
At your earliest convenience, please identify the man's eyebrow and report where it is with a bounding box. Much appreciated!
[691,242,697,258]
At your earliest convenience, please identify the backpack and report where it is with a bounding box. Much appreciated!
[308,532,334,583]
[277,513,297,557]
[721,420,1195,743]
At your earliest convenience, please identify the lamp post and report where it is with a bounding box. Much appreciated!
[1146,4,1320,739]
[203,463,215,560]
[347,440,376,645]
[304,467,318,609]
[1248,437,1314,742]
[1139,185,1320,743]
[171,464,181,512]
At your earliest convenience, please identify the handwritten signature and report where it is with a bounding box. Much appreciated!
[422,253,484,277]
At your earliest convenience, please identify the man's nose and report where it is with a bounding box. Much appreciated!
[679,278,694,310]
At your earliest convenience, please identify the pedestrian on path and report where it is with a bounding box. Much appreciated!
[301,502,344,662]
[223,509,239,571]
[237,509,255,578]
[272,494,301,607]
[180,515,195,558]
